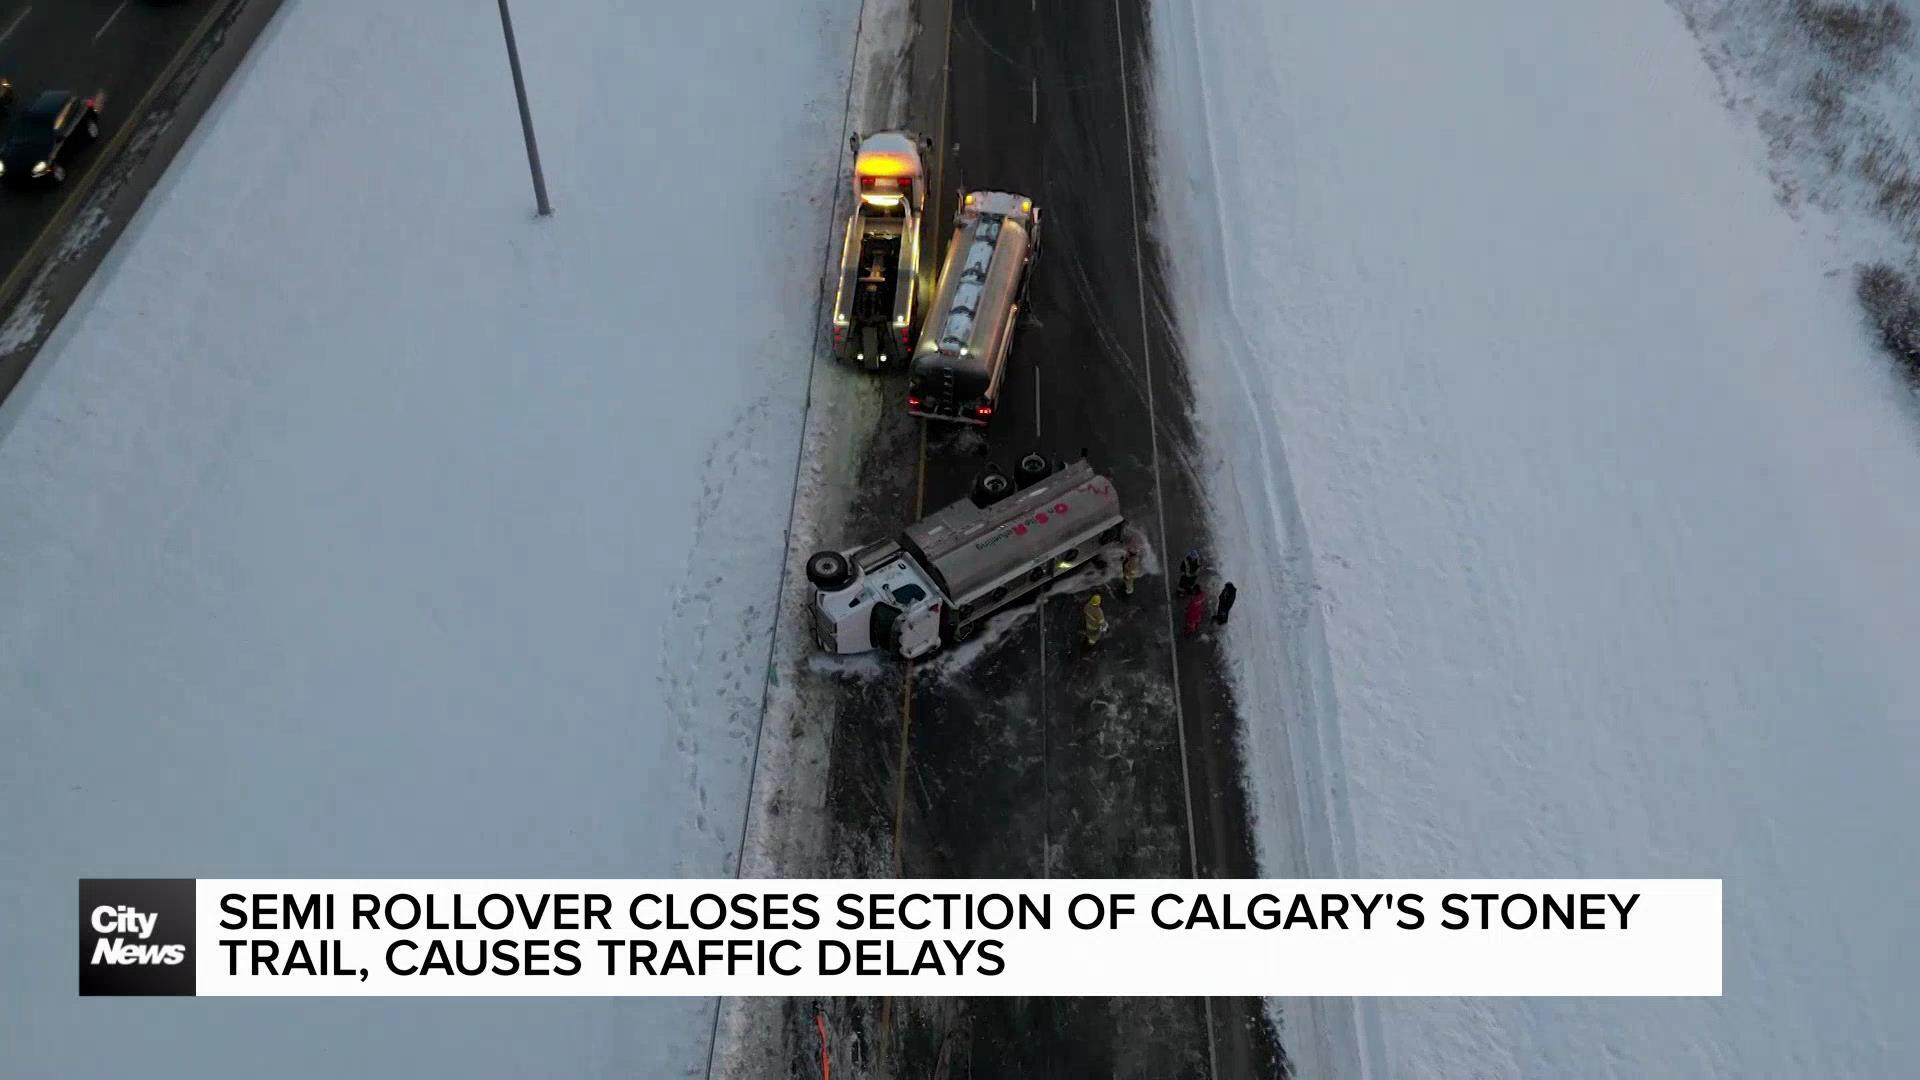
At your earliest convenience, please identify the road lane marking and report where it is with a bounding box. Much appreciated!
[1031,77,1037,124]
[0,7,31,47]
[892,658,915,875]
[1033,362,1041,439]
[1111,0,1219,1075]
[0,0,231,350]
[884,6,948,1061]
[94,0,128,42]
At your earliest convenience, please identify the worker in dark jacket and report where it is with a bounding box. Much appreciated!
[1214,581,1238,625]
[1177,549,1201,595]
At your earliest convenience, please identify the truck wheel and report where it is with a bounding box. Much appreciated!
[972,468,1013,507]
[1015,453,1051,488]
[1100,523,1125,545]
[953,620,978,643]
[805,550,854,591]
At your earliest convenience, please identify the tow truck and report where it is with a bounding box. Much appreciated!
[830,131,930,370]
[806,455,1125,659]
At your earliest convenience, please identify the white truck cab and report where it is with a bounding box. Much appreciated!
[809,546,946,659]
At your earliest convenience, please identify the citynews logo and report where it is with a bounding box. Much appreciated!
[79,879,195,996]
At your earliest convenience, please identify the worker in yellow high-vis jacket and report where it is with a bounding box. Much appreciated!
[1083,592,1107,646]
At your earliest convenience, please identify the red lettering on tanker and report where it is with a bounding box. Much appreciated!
[1035,512,1049,524]
[1013,524,1028,535]
[1054,502,1070,514]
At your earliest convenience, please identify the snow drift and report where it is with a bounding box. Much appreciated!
[1149,0,1920,1075]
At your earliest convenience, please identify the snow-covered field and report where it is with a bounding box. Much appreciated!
[0,0,853,1076]
[1151,0,1920,1076]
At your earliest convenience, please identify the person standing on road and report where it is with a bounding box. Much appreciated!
[1121,544,1143,597]
[1184,587,1208,636]
[1083,592,1107,646]
[1214,581,1237,625]
[1177,549,1201,595]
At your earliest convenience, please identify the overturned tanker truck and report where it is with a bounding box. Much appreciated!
[807,456,1124,659]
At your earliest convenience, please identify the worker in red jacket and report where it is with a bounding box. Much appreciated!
[1184,587,1208,636]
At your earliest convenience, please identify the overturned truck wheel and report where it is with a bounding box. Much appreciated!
[1015,452,1051,489]
[972,467,1014,507]
[805,550,854,591]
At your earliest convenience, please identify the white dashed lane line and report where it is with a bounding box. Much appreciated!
[94,0,128,43]
[0,7,32,47]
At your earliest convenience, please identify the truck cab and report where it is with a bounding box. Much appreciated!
[830,132,928,370]
[806,544,946,660]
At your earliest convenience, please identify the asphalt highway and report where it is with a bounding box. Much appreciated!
[0,0,272,408]
[806,0,1288,1075]
[0,1,205,262]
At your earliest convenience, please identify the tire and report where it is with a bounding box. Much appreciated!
[804,550,854,591]
[1015,452,1050,489]
[973,468,1013,507]
[952,620,977,643]
[1099,522,1125,545]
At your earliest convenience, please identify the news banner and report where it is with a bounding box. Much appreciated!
[78,879,1720,997]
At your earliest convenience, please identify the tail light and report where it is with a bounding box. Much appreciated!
[908,397,922,407]
[832,326,844,344]
[897,328,910,347]
[976,406,993,417]
[860,176,874,187]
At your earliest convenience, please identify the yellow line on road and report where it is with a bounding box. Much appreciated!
[880,12,949,1072]
[892,0,946,875]
[0,0,234,322]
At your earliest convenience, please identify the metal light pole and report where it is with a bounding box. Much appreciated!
[496,0,552,216]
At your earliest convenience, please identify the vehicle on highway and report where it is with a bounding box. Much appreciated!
[0,79,14,117]
[831,131,930,370]
[906,189,1041,425]
[806,455,1123,659]
[0,90,103,186]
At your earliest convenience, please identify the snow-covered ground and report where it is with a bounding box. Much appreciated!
[0,0,853,1076]
[1151,0,1920,1076]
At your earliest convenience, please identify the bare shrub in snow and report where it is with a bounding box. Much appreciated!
[1800,68,1845,137]
[1793,1,1913,71]
[1852,123,1920,239]
[1855,261,1920,371]
[1674,0,1920,397]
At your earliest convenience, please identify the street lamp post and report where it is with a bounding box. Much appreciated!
[495,0,552,216]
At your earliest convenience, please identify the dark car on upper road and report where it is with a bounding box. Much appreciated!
[0,91,103,186]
